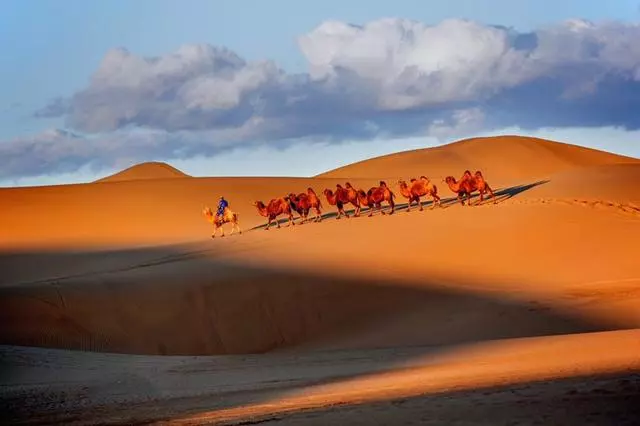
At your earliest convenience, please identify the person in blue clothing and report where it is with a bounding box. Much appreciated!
[215,196,229,222]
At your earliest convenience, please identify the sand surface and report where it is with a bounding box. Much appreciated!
[1,136,639,425]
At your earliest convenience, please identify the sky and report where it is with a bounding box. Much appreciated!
[1,0,640,186]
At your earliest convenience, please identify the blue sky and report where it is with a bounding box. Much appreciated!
[1,0,640,186]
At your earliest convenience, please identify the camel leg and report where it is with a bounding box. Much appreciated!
[458,193,465,206]
[432,194,441,209]
[418,197,423,212]
[388,198,395,215]
[381,202,387,215]
[406,199,412,212]
[488,185,497,204]
[288,213,294,227]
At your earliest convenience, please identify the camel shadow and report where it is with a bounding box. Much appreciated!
[433,179,550,209]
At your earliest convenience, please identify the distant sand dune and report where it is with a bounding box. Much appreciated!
[94,161,191,183]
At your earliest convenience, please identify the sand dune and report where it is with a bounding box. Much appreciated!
[94,161,191,183]
[1,135,639,424]
[317,135,640,183]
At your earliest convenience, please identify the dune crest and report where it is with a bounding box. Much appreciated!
[95,161,191,183]
[317,135,639,182]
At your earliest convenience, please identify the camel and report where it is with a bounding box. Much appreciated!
[287,192,322,224]
[305,187,323,221]
[444,170,496,206]
[443,172,475,206]
[323,183,361,219]
[253,197,294,230]
[202,206,241,238]
[468,170,497,204]
[397,176,441,211]
[356,181,396,217]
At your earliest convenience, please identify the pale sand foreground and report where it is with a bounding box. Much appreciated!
[1,136,639,424]
[2,330,639,425]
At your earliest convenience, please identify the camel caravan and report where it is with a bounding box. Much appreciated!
[203,170,497,237]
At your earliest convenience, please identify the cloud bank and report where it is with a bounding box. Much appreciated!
[4,17,640,179]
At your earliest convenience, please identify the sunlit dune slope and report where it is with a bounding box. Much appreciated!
[317,135,639,183]
[94,161,191,183]
[1,136,639,249]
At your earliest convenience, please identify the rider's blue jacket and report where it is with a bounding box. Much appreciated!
[216,199,229,216]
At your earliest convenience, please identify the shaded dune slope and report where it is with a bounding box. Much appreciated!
[0,253,617,356]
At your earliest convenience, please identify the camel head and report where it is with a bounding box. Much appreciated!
[203,206,213,217]
[345,182,354,189]
[444,176,456,184]
[252,201,264,209]
[474,170,484,178]
[379,180,388,188]
[323,188,333,197]
[307,187,316,194]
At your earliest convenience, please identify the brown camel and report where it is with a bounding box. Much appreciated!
[443,173,475,206]
[305,187,323,221]
[202,206,242,238]
[397,176,441,211]
[468,170,497,204]
[355,181,396,216]
[323,184,361,219]
[253,197,294,230]
[287,191,322,224]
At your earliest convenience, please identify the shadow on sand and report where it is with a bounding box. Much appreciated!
[0,235,636,424]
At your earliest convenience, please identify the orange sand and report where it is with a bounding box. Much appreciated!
[1,135,639,425]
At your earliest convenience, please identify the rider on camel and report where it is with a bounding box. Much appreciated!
[216,196,229,222]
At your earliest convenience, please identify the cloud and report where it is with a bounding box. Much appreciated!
[4,17,640,180]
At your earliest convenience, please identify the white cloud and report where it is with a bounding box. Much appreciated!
[3,17,640,182]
